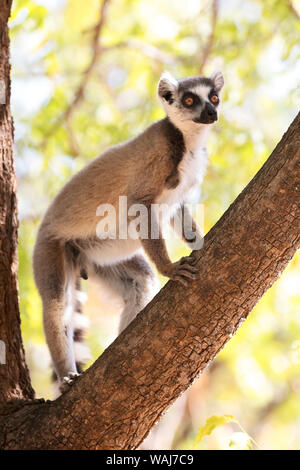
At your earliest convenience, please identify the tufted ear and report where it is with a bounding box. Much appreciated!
[157,71,178,104]
[210,70,224,92]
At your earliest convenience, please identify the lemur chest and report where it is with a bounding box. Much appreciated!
[156,147,208,208]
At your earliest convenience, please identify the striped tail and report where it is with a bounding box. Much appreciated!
[52,278,91,397]
[73,280,91,373]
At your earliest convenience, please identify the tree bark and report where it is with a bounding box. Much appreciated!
[0,105,299,447]
[0,0,34,404]
[0,0,300,451]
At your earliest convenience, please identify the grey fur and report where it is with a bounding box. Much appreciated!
[33,71,224,390]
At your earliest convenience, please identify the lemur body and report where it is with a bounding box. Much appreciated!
[33,71,224,391]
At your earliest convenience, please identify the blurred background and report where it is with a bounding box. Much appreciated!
[10,0,300,450]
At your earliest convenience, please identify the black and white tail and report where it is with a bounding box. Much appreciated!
[52,278,91,397]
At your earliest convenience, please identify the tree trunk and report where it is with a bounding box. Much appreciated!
[0,103,299,447]
[0,0,299,451]
[0,0,34,404]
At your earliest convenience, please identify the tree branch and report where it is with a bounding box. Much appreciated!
[102,39,177,65]
[39,0,111,152]
[0,0,34,403]
[64,0,110,121]
[1,111,299,449]
[286,0,300,21]
[199,0,219,74]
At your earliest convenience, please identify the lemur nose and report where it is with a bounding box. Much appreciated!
[207,105,217,116]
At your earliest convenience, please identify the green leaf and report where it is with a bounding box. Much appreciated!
[192,414,236,449]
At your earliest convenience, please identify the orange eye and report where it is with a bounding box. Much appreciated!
[210,94,219,104]
[184,96,194,106]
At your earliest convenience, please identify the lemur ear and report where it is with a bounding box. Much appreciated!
[210,70,224,92]
[158,71,178,104]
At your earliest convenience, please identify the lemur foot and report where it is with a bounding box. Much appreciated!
[59,372,81,394]
[163,255,198,287]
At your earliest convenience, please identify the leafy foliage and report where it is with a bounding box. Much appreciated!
[193,414,236,448]
[193,414,259,450]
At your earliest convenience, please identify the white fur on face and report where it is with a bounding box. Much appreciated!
[189,84,211,102]
[171,84,213,130]
[158,71,224,136]
[159,84,216,136]
[165,91,213,136]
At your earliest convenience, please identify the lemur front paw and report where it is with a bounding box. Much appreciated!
[59,372,81,394]
[162,255,198,287]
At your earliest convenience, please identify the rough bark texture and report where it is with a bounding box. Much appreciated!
[0,0,299,450]
[0,107,299,448]
[0,0,34,404]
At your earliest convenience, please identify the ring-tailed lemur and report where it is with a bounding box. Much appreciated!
[33,71,224,393]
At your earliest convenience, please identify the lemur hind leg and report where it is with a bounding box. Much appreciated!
[91,254,160,334]
[33,238,78,384]
[118,255,160,333]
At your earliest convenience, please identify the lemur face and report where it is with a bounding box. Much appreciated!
[158,71,224,128]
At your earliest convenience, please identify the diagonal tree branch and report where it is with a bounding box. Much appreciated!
[1,110,299,450]
[63,0,110,121]
[286,0,300,21]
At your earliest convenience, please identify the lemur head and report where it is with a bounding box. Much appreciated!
[158,71,224,131]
